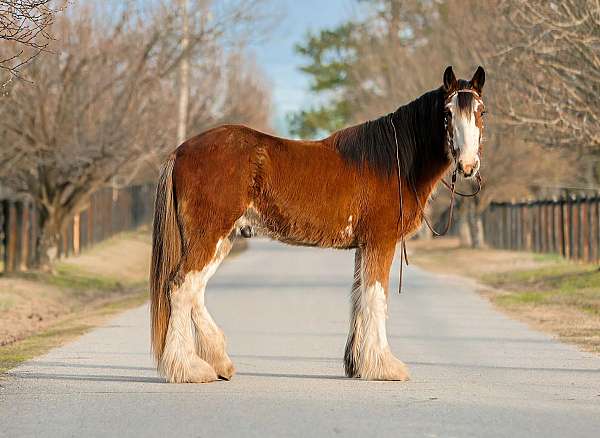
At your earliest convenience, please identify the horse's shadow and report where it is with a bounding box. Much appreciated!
[9,372,164,384]
[236,371,346,380]
[10,358,348,383]
[10,371,347,384]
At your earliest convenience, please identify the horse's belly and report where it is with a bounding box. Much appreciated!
[242,202,358,249]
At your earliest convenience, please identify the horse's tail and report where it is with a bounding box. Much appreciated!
[150,153,181,364]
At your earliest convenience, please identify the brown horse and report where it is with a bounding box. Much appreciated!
[150,66,486,383]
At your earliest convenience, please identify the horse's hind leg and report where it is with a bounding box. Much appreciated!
[344,244,410,381]
[160,271,218,383]
[190,234,236,380]
[159,231,236,383]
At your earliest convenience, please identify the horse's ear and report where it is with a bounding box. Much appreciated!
[470,66,485,94]
[443,66,457,92]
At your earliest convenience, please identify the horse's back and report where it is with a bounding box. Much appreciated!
[172,123,343,197]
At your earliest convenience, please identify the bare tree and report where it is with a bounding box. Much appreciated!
[498,0,600,154]
[0,0,274,267]
[0,0,63,80]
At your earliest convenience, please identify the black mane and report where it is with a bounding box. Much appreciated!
[332,87,448,184]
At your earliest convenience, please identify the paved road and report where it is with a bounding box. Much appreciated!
[1,240,599,437]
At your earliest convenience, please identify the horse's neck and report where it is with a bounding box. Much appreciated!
[394,87,450,202]
[411,138,452,205]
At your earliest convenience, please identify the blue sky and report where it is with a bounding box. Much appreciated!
[252,0,356,134]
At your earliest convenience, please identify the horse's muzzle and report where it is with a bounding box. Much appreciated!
[458,160,479,178]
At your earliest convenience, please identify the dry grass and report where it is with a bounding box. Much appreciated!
[410,237,600,353]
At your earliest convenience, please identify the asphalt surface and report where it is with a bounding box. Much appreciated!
[1,239,599,437]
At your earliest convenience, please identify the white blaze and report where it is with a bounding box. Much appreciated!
[447,93,481,168]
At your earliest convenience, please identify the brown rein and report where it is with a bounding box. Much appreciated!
[425,171,482,237]
[389,102,483,294]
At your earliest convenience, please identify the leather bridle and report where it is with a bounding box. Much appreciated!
[390,88,484,293]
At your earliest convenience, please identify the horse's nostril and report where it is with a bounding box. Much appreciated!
[461,163,474,175]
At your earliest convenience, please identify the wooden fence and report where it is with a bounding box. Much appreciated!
[0,184,155,273]
[483,195,600,263]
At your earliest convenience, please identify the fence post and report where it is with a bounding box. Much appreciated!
[559,198,565,257]
[581,195,588,262]
[507,203,513,249]
[547,200,552,253]
[596,196,600,264]
[516,203,522,250]
[578,195,584,261]
[531,201,542,252]
[487,204,495,248]
[587,196,594,262]
[523,202,531,250]
[550,197,559,254]
[502,204,509,249]
[496,205,502,249]
[567,195,574,259]
[511,203,518,250]
[540,201,547,253]
[488,205,494,247]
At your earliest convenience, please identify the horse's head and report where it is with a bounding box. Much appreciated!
[442,66,486,178]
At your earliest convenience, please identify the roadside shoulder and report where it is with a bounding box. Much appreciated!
[410,237,600,354]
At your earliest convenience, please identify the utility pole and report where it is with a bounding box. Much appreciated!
[177,0,190,146]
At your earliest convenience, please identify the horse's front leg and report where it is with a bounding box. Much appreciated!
[344,244,409,381]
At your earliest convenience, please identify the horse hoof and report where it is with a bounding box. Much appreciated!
[359,351,410,381]
[187,358,218,383]
[376,355,410,381]
[213,357,236,380]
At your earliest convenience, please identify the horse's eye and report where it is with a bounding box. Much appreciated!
[481,110,487,116]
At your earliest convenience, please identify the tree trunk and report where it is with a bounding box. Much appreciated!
[467,195,485,249]
[455,200,472,247]
[458,220,472,247]
[468,213,485,249]
[34,206,62,271]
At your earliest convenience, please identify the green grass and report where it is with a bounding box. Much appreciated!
[51,264,125,291]
[18,263,145,301]
[532,253,565,263]
[483,263,600,316]
[496,291,546,306]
